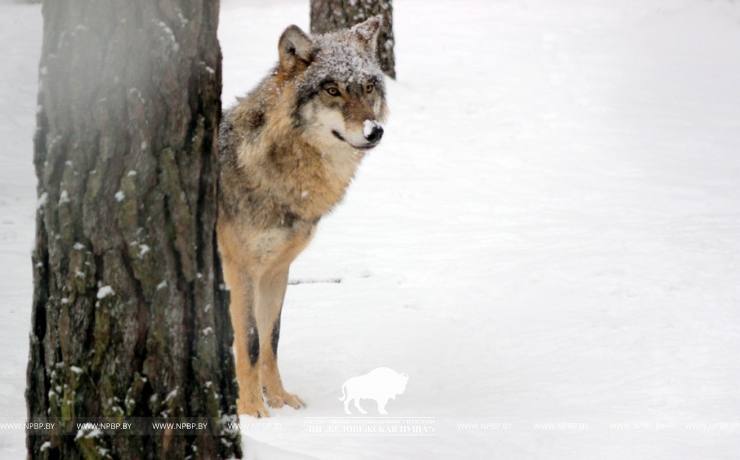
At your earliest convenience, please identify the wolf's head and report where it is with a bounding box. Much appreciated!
[277,17,388,152]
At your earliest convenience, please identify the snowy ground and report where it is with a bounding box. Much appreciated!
[2,0,740,458]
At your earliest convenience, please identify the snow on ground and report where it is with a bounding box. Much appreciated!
[0,3,43,457]
[2,0,740,458]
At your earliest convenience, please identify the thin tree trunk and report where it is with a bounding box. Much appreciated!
[310,0,396,79]
[26,0,242,458]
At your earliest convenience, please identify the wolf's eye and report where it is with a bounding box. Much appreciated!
[326,87,340,96]
[365,83,374,93]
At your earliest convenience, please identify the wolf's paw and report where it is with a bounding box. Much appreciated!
[266,394,285,409]
[266,391,305,410]
[282,392,306,410]
[238,399,270,418]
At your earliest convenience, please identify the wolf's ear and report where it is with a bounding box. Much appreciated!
[351,16,382,55]
[279,25,314,73]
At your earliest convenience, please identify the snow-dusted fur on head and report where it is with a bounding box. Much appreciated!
[290,17,387,152]
[351,15,383,55]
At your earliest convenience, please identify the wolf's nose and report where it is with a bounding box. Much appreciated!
[365,126,384,143]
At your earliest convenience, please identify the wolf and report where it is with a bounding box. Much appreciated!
[217,16,388,418]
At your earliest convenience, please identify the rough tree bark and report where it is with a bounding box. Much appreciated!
[310,0,396,79]
[26,0,242,458]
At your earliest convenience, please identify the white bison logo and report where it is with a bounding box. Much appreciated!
[339,367,409,414]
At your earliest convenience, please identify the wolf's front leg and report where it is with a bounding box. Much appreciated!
[258,268,306,410]
[222,258,270,418]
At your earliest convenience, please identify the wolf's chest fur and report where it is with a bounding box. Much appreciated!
[217,94,365,270]
[218,105,361,231]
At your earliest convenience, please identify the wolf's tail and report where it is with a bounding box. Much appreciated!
[338,383,347,401]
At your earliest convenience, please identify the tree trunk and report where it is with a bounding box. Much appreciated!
[26,1,242,458]
[310,0,396,79]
